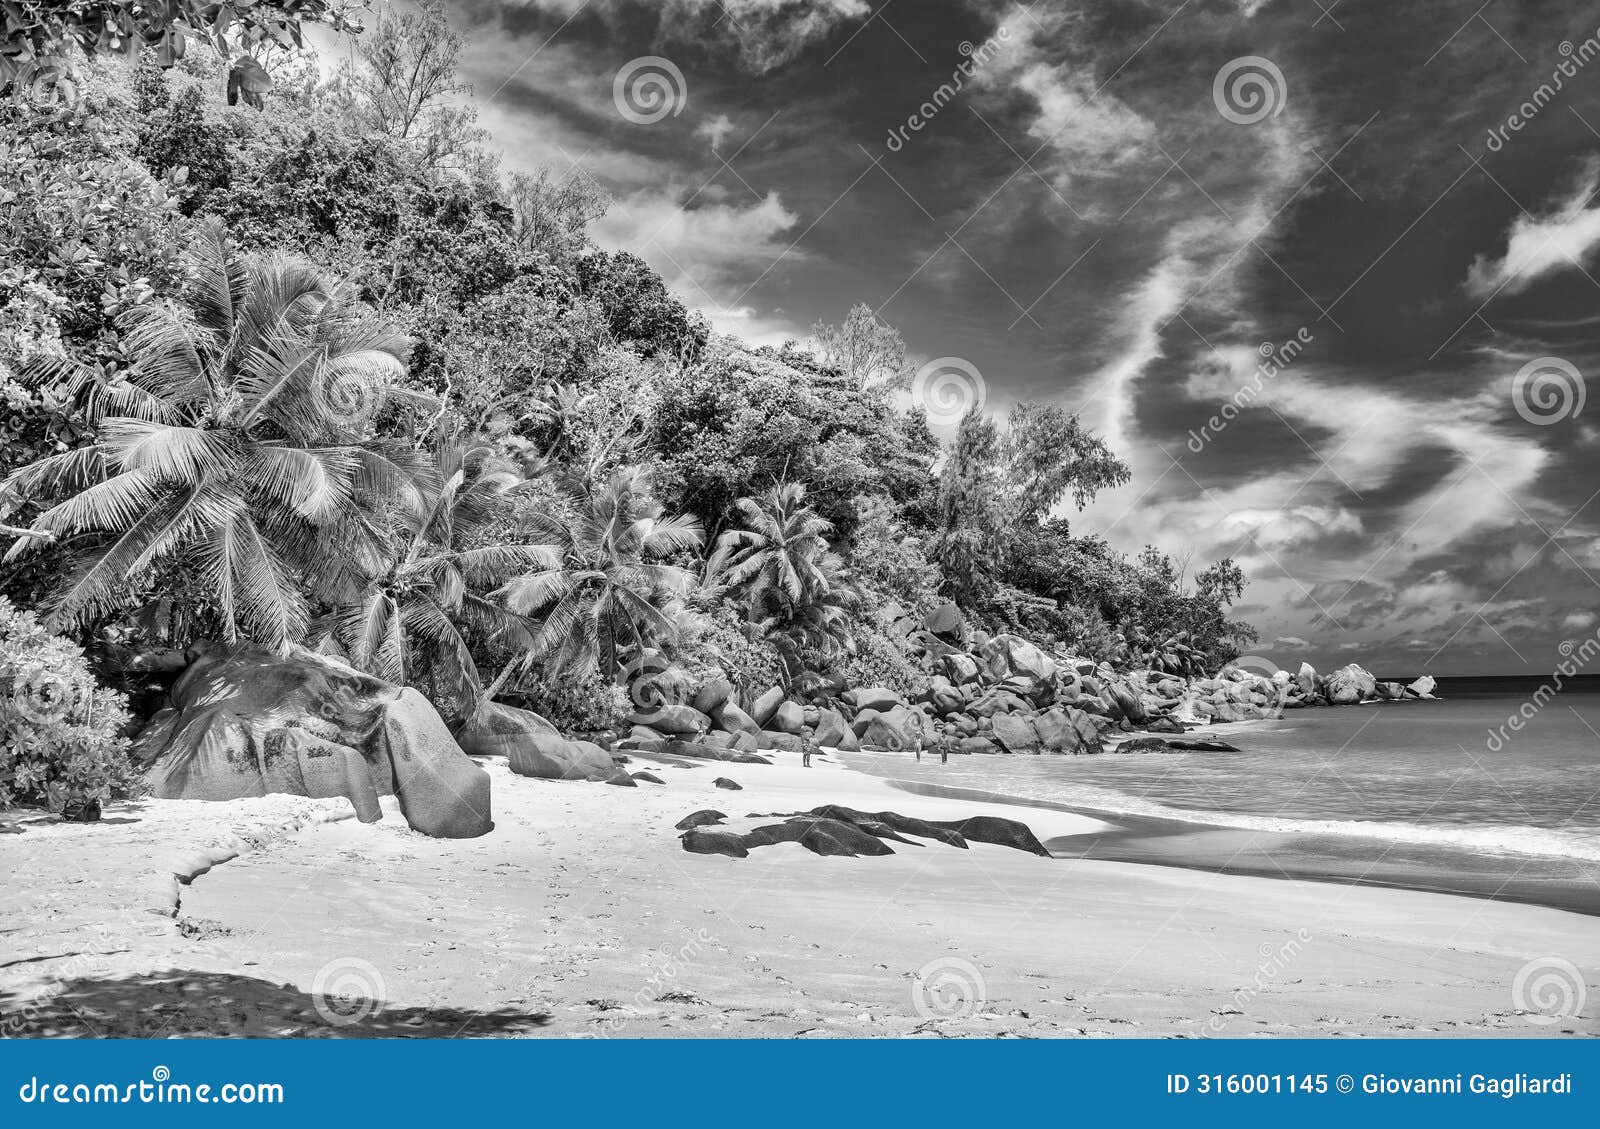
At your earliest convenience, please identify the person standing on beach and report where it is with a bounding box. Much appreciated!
[800,725,815,768]
[940,724,954,764]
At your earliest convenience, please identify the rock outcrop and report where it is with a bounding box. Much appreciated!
[133,645,492,839]
[678,805,1050,859]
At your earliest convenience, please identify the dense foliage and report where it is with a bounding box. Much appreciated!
[0,596,135,816]
[0,5,1258,807]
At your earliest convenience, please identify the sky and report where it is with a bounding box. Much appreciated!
[401,0,1600,676]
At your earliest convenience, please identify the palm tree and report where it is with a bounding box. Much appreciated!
[318,440,542,706]
[494,467,703,678]
[0,221,420,649]
[709,481,860,672]
[707,481,834,612]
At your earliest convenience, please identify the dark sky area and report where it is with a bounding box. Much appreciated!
[392,0,1600,674]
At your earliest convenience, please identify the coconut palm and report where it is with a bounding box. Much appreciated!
[494,466,703,678]
[709,481,860,672]
[318,440,543,705]
[707,481,835,612]
[0,221,420,649]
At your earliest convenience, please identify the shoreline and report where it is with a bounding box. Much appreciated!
[879,777,1600,919]
[4,749,1597,1037]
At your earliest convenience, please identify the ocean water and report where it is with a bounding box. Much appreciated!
[844,676,1600,915]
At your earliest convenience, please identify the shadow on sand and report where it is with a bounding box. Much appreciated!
[1,970,553,1038]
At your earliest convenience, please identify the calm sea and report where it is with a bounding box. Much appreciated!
[845,675,1600,915]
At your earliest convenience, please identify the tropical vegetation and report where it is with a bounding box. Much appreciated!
[0,0,1256,816]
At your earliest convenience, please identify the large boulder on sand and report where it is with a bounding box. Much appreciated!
[978,634,1057,703]
[750,685,785,726]
[457,702,615,782]
[1296,662,1318,697]
[990,712,1040,754]
[633,703,710,736]
[813,706,859,750]
[844,686,903,714]
[1326,663,1376,705]
[856,705,923,751]
[771,700,805,735]
[1406,675,1437,699]
[710,699,760,737]
[133,645,492,839]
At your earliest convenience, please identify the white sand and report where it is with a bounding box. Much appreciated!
[3,750,1596,1037]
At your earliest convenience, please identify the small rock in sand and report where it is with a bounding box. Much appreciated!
[713,777,743,790]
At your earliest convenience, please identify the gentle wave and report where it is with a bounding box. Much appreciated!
[845,750,1600,864]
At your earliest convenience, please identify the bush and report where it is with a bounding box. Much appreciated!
[513,667,627,735]
[0,597,137,818]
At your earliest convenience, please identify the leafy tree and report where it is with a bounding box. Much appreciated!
[495,467,703,679]
[509,167,608,268]
[0,222,419,649]
[576,251,707,360]
[650,341,936,538]
[1,1,369,81]
[328,0,485,172]
[810,302,911,388]
[319,441,541,710]
[709,481,859,676]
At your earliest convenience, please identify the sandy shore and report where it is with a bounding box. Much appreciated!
[2,749,1596,1037]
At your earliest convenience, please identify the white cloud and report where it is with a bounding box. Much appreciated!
[1466,158,1600,298]
[695,113,736,154]
[593,189,800,316]
[1273,635,1311,648]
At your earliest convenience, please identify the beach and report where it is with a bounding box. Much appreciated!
[3,749,1596,1038]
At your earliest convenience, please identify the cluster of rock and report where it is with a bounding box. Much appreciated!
[133,645,493,838]
[675,804,1052,859]
[615,602,1440,759]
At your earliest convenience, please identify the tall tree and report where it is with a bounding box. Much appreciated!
[495,467,703,678]
[0,221,419,649]
[320,440,541,707]
[810,302,911,389]
[331,0,483,170]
